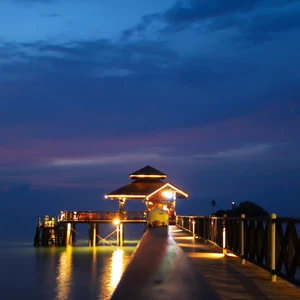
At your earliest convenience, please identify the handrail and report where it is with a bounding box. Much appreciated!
[57,210,147,222]
[176,215,300,286]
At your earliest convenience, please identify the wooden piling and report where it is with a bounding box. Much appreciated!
[89,223,98,247]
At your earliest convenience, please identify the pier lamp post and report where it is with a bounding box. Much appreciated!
[114,219,124,246]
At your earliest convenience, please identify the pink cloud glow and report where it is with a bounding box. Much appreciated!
[0,114,299,167]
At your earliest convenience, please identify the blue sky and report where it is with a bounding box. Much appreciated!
[1,0,300,238]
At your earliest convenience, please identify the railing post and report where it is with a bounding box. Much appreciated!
[223,214,227,255]
[240,214,245,265]
[116,224,120,246]
[66,223,72,245]
[192,219,195,238]
[120,223,124,246]
[270,213,277,282]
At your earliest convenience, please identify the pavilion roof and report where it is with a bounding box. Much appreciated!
[105,181,188,200]
[129,165,167,180]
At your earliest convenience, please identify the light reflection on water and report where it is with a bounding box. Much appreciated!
[51,246,133,300]
[55,246,73,300]
[110,249,124,292]
[0,243,137,300]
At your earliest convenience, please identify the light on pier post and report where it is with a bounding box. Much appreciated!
[66,223,72,245]
[222,214,227,255]
[192,219,196,238]
[93,224,96,247]
[114,219,124,247]
[240,214,245,265]
[270,213,277,282]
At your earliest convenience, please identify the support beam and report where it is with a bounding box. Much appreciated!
[120,223,124,246]
[89,223,99,247]
[66,223,72,245]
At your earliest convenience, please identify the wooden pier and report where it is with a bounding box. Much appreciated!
[34,211,147,247]
[33,165,299,297]
[34,165,188,247]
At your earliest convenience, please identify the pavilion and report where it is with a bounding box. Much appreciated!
[105,165,188,221]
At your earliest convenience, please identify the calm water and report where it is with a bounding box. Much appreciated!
[0,225,144,300]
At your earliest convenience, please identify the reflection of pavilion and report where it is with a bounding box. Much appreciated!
[105,165,188,222]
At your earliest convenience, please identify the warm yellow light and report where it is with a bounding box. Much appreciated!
[130,174,167,178]
[162,190,173,199]
[113,219,120,225]
[106,194,146,199]
[226,253,238,257]
[147,183,188,198]
[187,253,224,259]
[56,246,73,300]
[110,249,124,290]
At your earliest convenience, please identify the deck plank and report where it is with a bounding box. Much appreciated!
[169,225,300,300]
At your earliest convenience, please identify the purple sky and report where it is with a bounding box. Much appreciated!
[1,1,300,238]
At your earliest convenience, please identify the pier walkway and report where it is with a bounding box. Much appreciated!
[169,225,300,300]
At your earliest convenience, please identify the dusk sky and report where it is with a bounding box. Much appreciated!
[1,0,300,239]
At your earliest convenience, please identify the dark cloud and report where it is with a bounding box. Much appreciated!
[0,39,177,82]
[122,0,300,41]
[47,13,61,18]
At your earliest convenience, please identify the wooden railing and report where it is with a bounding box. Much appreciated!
[58,211,147,222]
[176,215,300,286]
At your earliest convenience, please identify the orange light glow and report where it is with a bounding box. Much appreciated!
[147,183,188,199]
[129,174,167,179]
[105,194,146,199]
[161,190,174,199]
[187,253,225,259]
[226,253,238,257]
[113,219,120,225]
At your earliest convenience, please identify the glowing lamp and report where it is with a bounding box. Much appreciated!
[161,190,173,199]
[113,219,120,225]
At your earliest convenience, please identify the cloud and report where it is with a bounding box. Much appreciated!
[49,151,165,167]
[46,13,61,18]
[121,0,300,44]
[49,143,274,167]
[0,39,177,81]
[192,143,274,160]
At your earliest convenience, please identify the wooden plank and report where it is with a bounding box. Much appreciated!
[111,227,220,300]
[170,226,300,300]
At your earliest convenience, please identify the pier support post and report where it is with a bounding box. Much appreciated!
[89,223,98,247]
[240,214,245,265]
[120,223,124,246]
[66,223,72,245]
[95,224,100,245]
[192,219,195,238]
[116,224,120,246]
[223,214,227,255]
[270,213,277,282]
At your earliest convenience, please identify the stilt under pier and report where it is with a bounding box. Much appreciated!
[88,223,100,247]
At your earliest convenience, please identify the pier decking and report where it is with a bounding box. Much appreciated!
[170,226,299,300]
[112,225,299,300]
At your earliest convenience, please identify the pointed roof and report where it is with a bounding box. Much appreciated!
[129,165,167,180]
[105,181,188,200]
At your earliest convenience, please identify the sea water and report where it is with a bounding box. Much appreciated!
[0,224,144,300]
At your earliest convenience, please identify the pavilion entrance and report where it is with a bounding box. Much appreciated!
[105,165,188,223]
